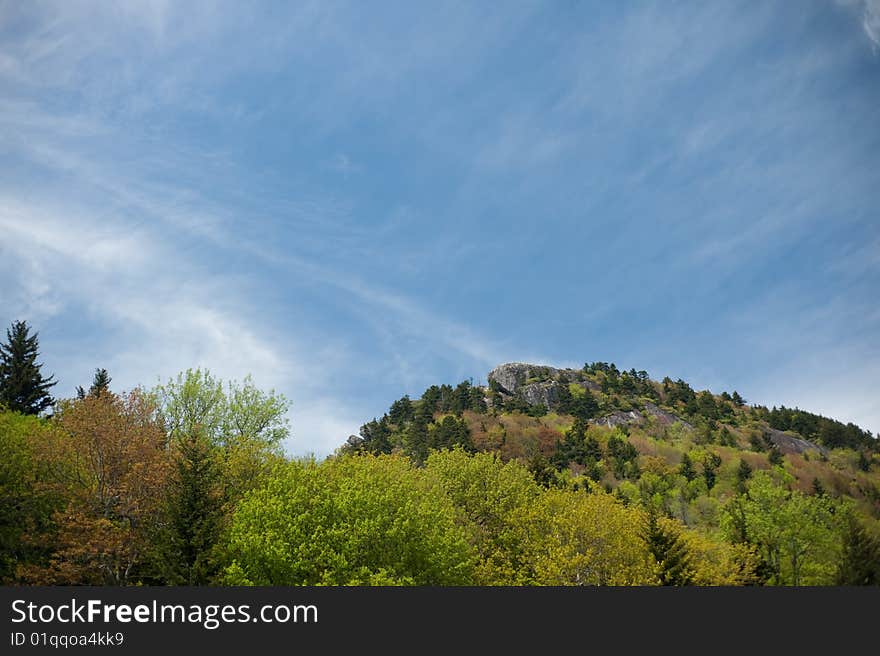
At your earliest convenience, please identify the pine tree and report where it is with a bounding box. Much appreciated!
[642,507,693,585]
[0,320,57,415]
[703,453,722,491]
[679,453,696,482]
[768,447,784,466]
[90,368,111,396]
[78,368,112,399]
[736,459,753,493]
[153,432,223,585]
[835,518,880,586]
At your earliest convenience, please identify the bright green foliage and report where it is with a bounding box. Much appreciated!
[222,454,475,585]
[426,448,540,584]
[0,411,57,581]
[152,369,289,502]
[722,472,844,585]
[0,320,57,415]
[508,487,657,585]
[153,369,289,449]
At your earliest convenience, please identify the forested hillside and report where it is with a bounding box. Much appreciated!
[2,320,878,586]
[339,362,880,585]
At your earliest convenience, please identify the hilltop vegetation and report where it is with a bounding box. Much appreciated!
[340,361,880,585]
[1,321,878,586]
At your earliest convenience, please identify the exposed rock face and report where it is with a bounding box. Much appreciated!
[487,362,599,409]
[521,380,560,408]
[487,363,535,395]
[642,402,693,429]
[591,409,643,429]
[764,428,827,456]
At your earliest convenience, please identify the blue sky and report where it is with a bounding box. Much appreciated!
[1,1,878,456]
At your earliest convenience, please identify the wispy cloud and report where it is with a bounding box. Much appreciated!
[838,0,880,48]
[1,1,877,450]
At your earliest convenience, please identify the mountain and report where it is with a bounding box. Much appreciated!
[342,360,879,533]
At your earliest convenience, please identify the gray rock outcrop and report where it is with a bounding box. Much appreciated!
[487,362,600,410]
[591,409,643,428]
[642,402,693,429]
[764,428,827,456]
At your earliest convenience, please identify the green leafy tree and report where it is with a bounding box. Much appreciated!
[0,320,57,415]
[222,455,475,585]
[153,369,289,449]
[509,487,657,585]
[0,411,58,581]
[427,448,540,584]
[722,472,844,585]
[152,369,289,504]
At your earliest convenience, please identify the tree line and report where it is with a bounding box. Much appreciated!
[1,320,878,585]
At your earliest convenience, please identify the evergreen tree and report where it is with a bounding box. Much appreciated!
[404,416,430,465]
[358,417,393,455]
[679,453,696,482]
[703,453,722,491]
[768,447,784,467]
[555,383,573,414]
[153,432,223,585]
[527,453,556,488]
[0,320,57,415]
[642,507,693,585]
[429,415,474,452]
[835,519,880,586]
[736,459,753,493]
[77,368,112,399]
[569,389,598,420]
[468,386,487,413]
[731,391,745,407]
[388,395,414,425]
